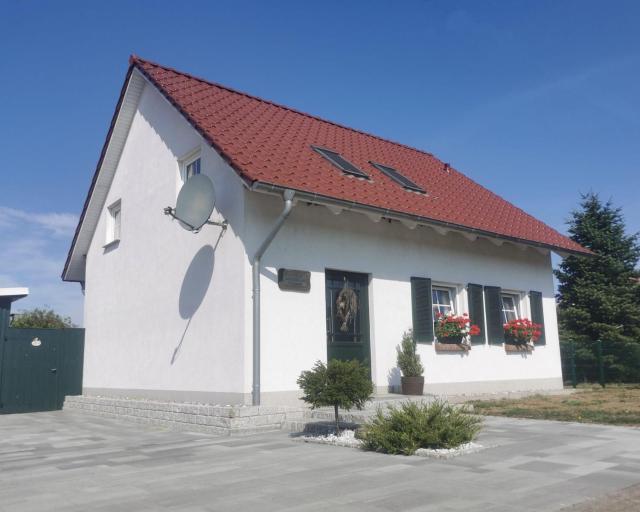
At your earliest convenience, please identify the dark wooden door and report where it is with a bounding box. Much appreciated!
[325,269,370,370]
[0,328,84,414]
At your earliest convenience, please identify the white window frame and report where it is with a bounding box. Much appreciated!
[105,199,121,246]
[179,147,202,185]
[500,290,527,323]
[431,283,460,318]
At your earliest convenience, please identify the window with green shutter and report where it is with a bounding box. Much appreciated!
[411,277,433,343]
[467,283,485,344]
[484,285,504,344]
[529,291,546,344]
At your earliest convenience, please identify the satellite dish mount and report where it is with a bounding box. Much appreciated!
[164,174,228,234]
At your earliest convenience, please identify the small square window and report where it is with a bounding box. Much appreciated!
[184,157,201,181]
[501,294,519,323]
[106,200,121,244]
[432,286,455,317]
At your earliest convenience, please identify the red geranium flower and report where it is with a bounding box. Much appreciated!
[503,318,543,343]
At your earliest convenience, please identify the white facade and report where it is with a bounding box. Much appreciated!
[80,77,563,405]
[248,193,562,403]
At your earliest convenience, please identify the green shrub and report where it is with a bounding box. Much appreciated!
[357,400,482,455]
[396,330,424,377]
[297,359,373,432]
[11,308,75,329]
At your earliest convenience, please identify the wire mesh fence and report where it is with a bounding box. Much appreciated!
[560,339,640,387]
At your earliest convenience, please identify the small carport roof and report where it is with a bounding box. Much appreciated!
[0,287,29,307]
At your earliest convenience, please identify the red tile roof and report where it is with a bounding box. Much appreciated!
[131,56,588,255]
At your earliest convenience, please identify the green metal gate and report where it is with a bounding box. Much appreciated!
[0,327,84,414]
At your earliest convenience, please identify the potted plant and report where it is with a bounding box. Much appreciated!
[503,318,542,349]
[434,312,481,349]
[396,330,424,395]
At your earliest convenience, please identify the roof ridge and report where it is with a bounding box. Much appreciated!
[130,55,446,163]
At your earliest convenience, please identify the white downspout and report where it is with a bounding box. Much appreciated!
[251,189,295,406]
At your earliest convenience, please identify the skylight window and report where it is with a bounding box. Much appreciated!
[370,162,425,193]
[311,146,369,179]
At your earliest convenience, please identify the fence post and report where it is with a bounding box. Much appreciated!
[570,341,577,389]
[596,340,605,388]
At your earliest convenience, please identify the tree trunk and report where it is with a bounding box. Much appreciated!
[334,403,340,434]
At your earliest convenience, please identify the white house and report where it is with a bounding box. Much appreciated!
[63,56,590,406]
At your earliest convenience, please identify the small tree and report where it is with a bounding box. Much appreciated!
[11,308,76,329]
[396,330,424,377]
[297,359,373,433]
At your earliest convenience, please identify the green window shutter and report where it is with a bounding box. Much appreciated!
[467,283,485,344]
[529,291,546,344]
[411,277,433,343]
[484,285,504,344]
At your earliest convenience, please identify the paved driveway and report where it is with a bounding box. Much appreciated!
[1,410,639,512]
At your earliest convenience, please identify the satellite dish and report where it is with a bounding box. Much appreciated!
[164,174,227,233]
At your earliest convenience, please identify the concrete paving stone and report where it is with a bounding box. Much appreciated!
[564,461,618,476]
[571,469,640,491]
[511,459,576,472]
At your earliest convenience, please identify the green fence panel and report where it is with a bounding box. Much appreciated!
[560,338,640,386]
[0,327,84,414]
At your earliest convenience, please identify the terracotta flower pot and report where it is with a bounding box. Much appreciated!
[401,376,424,395]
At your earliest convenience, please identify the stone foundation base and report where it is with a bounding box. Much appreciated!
[64,395,307,436]
[384,377,563,396]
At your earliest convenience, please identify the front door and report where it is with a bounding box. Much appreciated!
[325,269,370,371]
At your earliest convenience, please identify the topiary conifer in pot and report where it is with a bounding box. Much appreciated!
[396,330,424,395]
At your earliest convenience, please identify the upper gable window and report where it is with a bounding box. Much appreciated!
[105,200,121,245]
[311,146,369,179]
[179,147,202,186]
[182,156,201,183]
[370,162,425,194]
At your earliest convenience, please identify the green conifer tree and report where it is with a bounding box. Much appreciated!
[555,193,640,381]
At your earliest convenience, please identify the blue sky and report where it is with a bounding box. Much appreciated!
[1,1,638,325]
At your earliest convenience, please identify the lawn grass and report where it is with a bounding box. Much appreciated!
[468,384,640,426]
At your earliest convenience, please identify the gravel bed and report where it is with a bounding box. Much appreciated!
[414,442,484,458]
[295,429,361,448]
[294,430,485,458]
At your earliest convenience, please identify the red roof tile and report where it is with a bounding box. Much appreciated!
[131,56,588,255]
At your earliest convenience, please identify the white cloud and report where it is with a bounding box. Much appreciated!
[0,206,78,237]
[0,206,83,324]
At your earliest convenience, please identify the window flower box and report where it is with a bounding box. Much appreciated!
[504,343,534,353]
[503,318,542,353]
[435,342,470,352]
[434,313,480,352]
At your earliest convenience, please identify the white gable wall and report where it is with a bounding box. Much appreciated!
[245,192,562,404]
[83,82,248,402]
